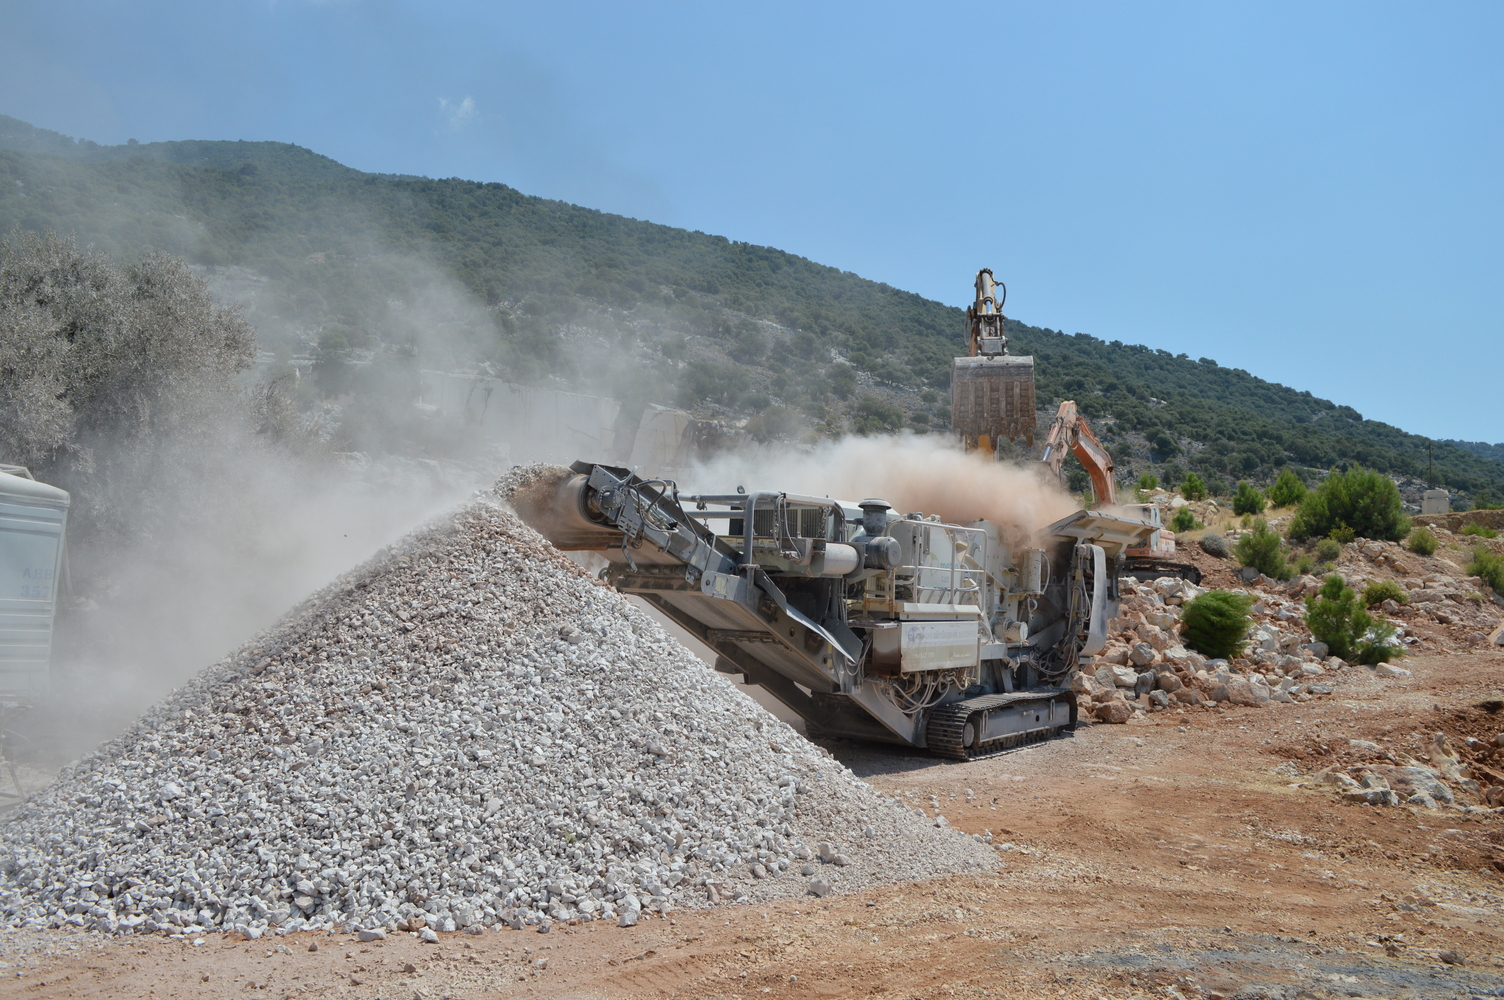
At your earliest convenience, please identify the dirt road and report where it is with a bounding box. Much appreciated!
[2,649,1502,999]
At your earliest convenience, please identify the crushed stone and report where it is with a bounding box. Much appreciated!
[0,477,993,936]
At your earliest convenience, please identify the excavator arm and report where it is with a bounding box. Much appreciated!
[1040,401,1117,506]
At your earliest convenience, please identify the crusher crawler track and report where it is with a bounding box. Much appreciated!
[922,692,1078,760]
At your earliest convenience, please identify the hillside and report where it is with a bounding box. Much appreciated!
[2,113,1501,501]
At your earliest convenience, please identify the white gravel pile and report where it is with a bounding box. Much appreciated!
[0,479,993,937]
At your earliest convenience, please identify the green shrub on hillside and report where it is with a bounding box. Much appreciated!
[1288,467,1410,542]
[1233,517,1291,580]
[1362,580,1407,607]
[847,397,904,435]
[1170,507,1200,533]
[1233,481,1266,516]
[1181,473,1208,501]
[1199,532,1230,558]
[1266,468,1308,508]
[1461,523,1500,539]
[1314,537,1342,563]
[1137,472,1159,492]
[1305,574,1402,664]
[1292,553,1316,576]
[1180,590,1254,660]
[1406,528,1438,556]
[1469,546,1504,595]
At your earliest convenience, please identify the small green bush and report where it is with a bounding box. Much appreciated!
[1305,574,1401,664]
[1137,472,1159,492]
[1233,481,1266,516]
[1359,628,1406,666]
[1288,467,1410,542]
[1461,523,1500,539]
[1181,473,1208,501]
[1233,517,1291,580]
[1314,537,1342,563]
[1266,468,1308,508]
[1170,507,1200,533]
[1293,553,1315,576]
[1199,532,1230,558]
[1362,580,1407,607]
[1328,524,1356,544]
[1469,546,1504,595]
[1180,590,1254,660]
[1407,527,1438,556]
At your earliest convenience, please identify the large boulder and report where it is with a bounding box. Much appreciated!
[1094,700,1134,725]
[1226,679,1269,708]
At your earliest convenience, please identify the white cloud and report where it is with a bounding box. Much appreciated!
[438,95,476,130]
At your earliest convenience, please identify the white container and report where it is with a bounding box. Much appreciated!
[0,470,69,698]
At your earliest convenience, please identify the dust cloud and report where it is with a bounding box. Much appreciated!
[40,435,485,759]
[684,432,1079,544]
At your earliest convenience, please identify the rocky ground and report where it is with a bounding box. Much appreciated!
[0,489,1501,998]
[1,646,1502,999]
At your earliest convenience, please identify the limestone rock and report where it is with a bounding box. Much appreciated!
[1094,701,1133,725]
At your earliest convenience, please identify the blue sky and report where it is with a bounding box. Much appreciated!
[4,1,1501,442]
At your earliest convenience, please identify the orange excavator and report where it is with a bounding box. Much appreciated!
[1039,400,1116,504]
[1035,398,1201,583]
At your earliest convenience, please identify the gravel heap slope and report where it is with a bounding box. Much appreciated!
[0,483,993,936]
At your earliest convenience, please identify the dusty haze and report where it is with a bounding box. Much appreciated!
[685,433,1079,545]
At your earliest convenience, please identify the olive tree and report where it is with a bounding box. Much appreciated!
[0,230,256,552]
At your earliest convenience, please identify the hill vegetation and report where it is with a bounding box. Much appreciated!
[2,113,1501,498]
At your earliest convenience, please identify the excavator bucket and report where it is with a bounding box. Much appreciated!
[951,355,1036,446]
[951,268,1036,447]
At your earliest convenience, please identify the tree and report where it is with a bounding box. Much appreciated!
[847,397,904,435]
[1137,472,1159,492]
[0,230,255,549]
[1181,472,1207,501]
[826,364,857,400]
[1288,467,1410,542]
[1266,468,1308,508]
[1233,517,1290,579]
[1304,573,1402,664]
[1233,480,1266,516]
[1170,506,1200,533]
[1180,590,1253,660]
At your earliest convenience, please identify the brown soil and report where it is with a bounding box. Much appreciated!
[3,648,1503,999]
